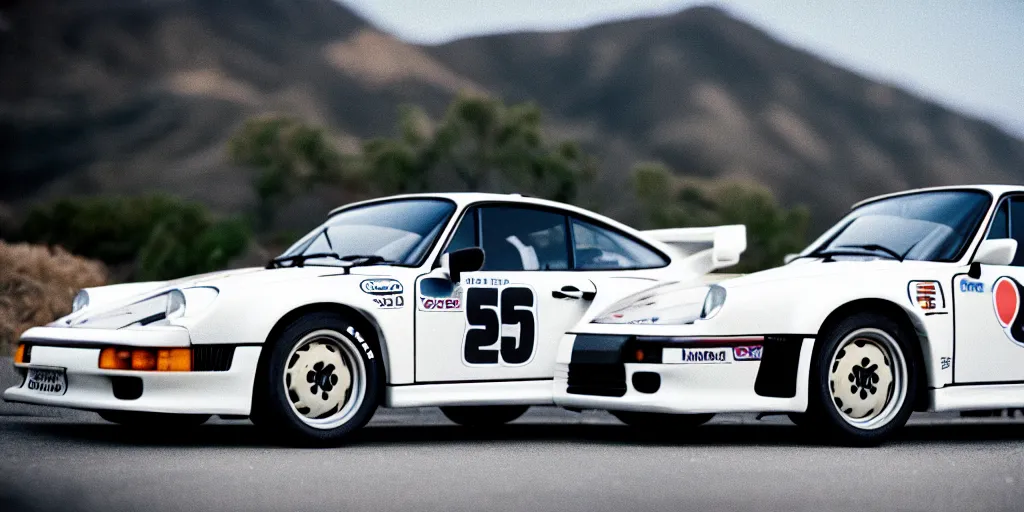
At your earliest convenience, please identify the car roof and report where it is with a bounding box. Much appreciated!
[330,192,598,217]
[851,184,1021,209]
[327,192,643,237]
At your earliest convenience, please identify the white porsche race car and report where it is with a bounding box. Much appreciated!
[554,185,1024,445]
[4,193,745,445]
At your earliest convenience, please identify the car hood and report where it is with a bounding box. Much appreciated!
[718,258,950,289]
[66,267,388,328]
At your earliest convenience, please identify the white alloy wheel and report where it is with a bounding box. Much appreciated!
[283,329,366,430]
[827,327,907,430]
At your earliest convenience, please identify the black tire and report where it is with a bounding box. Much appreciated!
[806,312,918,446]
[611,411,715,431]
[787,412,811,427]
[440,405,529,427]
[98,411,210,428]
[256,312,383,446]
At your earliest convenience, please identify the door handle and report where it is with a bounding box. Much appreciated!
[552,286,595,300]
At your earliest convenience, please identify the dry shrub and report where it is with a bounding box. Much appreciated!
[0,241,108,355]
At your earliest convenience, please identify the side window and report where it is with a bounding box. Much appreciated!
[571,218,668,270]
[479,206,569,271]
[444,208,478,255]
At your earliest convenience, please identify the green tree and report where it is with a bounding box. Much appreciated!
[427,95,596,201]
[19,195,250,280]
[229,117,347,228]
[632,163,809,272]
[230,97,599,211]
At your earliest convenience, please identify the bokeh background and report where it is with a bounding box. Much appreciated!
[1,0,1022,353]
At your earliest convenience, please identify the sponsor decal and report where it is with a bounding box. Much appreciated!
[418,277,463,311]
[27,380,63,393]
[360,279,403,295]
[992,276,1024,346]
[346,326,374,360]
[733,345,763,361]
[908,281,944,311]
[464,277,511,286]
[679,348,729,363]
[420,297,462,311]
[959,278,985,293]
[462,285,537,366]
[25,369,65,394]
[940,357,952,370]
[372,295,404,309]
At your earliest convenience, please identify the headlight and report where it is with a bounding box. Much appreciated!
[165,289,187,320]
[593,284,708,325]
[72,290,90,313]
[700,284,727,320]
[163,287,219,321]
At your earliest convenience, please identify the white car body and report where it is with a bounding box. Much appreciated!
[553,185,1024,422]
[4,193,746,420]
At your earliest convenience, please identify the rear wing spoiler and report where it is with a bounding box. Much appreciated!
[643,225,747,275]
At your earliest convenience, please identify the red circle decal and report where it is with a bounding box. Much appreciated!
[994,277,1019,328]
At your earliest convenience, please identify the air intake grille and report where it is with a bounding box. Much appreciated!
[566,363,626,397]
[193,346,235,372]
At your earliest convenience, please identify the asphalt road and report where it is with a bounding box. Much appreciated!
[3,360,1024,512]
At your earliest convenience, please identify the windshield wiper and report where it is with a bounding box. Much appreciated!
[836,244,904,261]
[266,253,389,271]
[266,252,344,269]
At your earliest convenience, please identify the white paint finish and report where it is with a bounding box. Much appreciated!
[384,379,555,407]
[17,186,1024,420]
[554,337,814,414]
[4,346,261,415]
[930,383,1024,412]
[21,325,192,348]
[13,192,741,416]
[952,270,1024,384]
[415,270,595,382]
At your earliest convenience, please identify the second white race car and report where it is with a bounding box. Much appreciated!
[555,185,1024,445]
[5,192,744,445]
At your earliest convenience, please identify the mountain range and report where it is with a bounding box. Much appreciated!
[2,0,1021,231]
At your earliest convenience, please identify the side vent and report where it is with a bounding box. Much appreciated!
[193,346,235,372]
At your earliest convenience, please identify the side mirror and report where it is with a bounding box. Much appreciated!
[974,238,1017,266]
[442,247,485,283]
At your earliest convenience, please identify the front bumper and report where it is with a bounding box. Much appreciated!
[553,333,814,414]
[4,326,261,416]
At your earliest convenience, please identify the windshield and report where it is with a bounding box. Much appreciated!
[804,190,991,262]
[278,199,456,267]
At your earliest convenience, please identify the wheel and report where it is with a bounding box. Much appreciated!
[257,312,382,446]
[787,412,811,427]
[98,411,210,428]
[440,405,529,427]
[807,312,918,446]
[611,411,715,431]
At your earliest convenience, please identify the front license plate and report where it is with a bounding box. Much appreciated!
[24,367,68,395]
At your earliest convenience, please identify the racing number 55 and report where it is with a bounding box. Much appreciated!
[463,286,537,366]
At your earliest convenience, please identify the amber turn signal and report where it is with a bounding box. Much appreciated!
[99,347,192,371]
[14,344,26,364]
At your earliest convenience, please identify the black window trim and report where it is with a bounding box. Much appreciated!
[978,192,1024,267]
[431,200,671,272]
[984,196,1011,240]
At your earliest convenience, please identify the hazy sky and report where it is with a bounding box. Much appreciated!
[339,0,1024,138]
